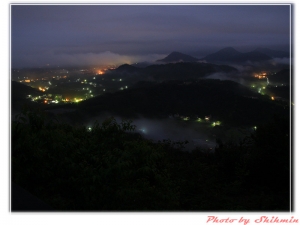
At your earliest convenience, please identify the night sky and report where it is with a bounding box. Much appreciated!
[11,4,291,68]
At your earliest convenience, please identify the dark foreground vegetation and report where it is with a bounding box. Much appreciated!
[12,107,290,211]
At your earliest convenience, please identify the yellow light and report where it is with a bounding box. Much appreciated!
[271,96,275,100]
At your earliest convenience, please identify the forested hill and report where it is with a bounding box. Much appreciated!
[79,79,288,126]
[11,81,42,111]
[107,62,238,81]
[12,81,41,99]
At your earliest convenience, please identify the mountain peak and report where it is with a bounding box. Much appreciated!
[216,47,240,54]
[156,52,199,63]
[114,64,141,73]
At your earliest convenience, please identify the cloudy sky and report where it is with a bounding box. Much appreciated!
[11,4,291,68]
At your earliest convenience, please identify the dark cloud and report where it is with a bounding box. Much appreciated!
[11,4,291,68]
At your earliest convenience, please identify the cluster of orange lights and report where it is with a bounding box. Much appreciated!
[97,70,104,75]
[38,87,46,92]
[254,72,267,79]
[254,75,267,79]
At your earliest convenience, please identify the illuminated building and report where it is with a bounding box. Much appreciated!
[205,116,210,121]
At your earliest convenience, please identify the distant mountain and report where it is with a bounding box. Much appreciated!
[201,47,240,62]
[255,47,290,58]
[156,52,199,63]
[113,64,141,73]
[239,51,272,62]
[202,47,272,63]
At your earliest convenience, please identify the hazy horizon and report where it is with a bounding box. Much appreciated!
[11,4,290,68]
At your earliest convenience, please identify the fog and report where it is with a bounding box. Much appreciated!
[203,58,290,86]
[84,113,216,151]
[12,51,167,68]
[204,72,247,85]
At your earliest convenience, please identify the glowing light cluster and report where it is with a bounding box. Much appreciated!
[97,70,104,75]
[74,98,83,103]
[38,87,46,92]
[211,121,221,127]
[254,72,267,79]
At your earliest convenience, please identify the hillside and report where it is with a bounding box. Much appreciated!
[202,47,272,63]
[79,79,288,126]
[108,62,238,82]
[11,81,42,111]
[255,47,289,58]
[12,108,290,210]
[269,68,290,84]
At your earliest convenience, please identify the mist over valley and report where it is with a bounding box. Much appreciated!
[11,4,292,211]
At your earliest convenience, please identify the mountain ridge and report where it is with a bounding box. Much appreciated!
[201,47,272,63]
[156,51,199,63]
